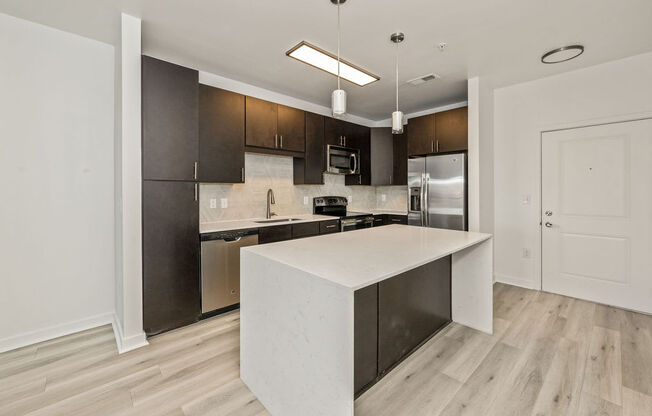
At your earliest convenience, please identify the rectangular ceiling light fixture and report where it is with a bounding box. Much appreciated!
[286,41,379,87]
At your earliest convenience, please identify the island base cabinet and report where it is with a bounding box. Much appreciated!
[378,256,451,375]
[354,284,378,394]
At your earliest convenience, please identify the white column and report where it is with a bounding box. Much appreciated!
[113,13,147,353]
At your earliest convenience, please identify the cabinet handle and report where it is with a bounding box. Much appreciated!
[241,167,245,182]
[194,183,198,201]
[193,161,198,180]
[431,141,434,152]
[390,175,392,185]
[343,136,346,147]
[325,224,336,229]
[436,140,440,153]
[280,135,283,148]
[391,218,401,222]
[275,134,278,148]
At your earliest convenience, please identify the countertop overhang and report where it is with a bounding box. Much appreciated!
[242,225,492,290]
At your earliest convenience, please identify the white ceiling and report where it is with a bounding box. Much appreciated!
[2,0,652,120]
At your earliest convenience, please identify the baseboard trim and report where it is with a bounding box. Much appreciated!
[494,273,539,290]
[111,314,148,354]
[0,312,114,353]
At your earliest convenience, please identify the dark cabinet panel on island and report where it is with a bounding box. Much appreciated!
[143,180,200,336]
[354,284,378,394]
[377,256,451,375]
[142,56,198,181]
[258,225,293,244]
[199,85,245,183]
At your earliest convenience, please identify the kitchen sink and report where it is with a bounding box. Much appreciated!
[254,218,302,224]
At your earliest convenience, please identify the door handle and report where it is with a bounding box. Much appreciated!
[545,222,553,228]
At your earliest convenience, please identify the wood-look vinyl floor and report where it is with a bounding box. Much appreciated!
[1,283,651,415]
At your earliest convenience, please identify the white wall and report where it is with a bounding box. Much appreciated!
[493,51,652,289]
[0,13,116,351]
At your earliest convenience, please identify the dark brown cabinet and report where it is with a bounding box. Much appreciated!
[370,128,394,186]
[354,284,378,394]
[199,85,245,183]
[245,97,305,153]
[407,114,435,156]
[386,214,408,225]
[392,126,408,186]
[142,56,199,181]
[435,107,468,153]
[319,220,340,234]
[291,222,320,239]
[258,225,293,244]
[143,180,200,336]
[345,124,371,186]
[378,257,451,375]
[373,215,386,227]
[324,117,350,146]
[293,112,324,185]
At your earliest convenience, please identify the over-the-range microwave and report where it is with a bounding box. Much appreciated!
[326,145,360,175]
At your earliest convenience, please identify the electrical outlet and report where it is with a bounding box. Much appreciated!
[522,195,531,205]
[522,248,531,258]
[303,196,309,205]
[381,194,387,202]
[209,198,217,209]
[347,195,353,203]
[220,198,228,209]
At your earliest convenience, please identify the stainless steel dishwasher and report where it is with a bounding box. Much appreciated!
[200,229,258,314]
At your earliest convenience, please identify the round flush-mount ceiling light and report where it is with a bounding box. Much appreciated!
[541,45,584,64]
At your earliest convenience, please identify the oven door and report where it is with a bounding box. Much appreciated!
[341,217,374,232]
[327,145,359,175]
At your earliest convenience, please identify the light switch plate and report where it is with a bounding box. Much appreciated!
[347,195,353,203]
[209,198,217,209]
[220,198,228,208]
[303,196,309,205]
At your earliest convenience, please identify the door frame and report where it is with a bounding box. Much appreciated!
[536,112,652,291]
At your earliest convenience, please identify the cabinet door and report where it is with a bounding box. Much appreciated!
[407,114,435,156]
[199,85,245,183]
[378,256,451,375]
[354,284,378,394]
[291,222,320,239]
[143,180,200,336]
[245,96,277,149]
[373,215,386,227]
[392,126,408,185]
[319,220,340,234]
[258,225,292,244]
[345,124,371,186]
[324,117,346,146]
[435,107,468,152]
[142,56,198,181]
[386,215,408,225]
[370,127,393,186]
[277,105,305,152]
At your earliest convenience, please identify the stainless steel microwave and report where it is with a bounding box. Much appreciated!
[327,145,360,175]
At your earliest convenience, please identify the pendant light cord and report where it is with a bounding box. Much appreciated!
[337,0,341,90]
[395,40,399,111]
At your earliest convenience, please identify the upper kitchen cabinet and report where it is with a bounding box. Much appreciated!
[392,126,408,185]
[435,106,468,153]
[277,104,305,152]
[407,113,435,156]
[245,97,305,153]
[199,85,245,183]
[142,56,199,181]
[345,124,371,186]
[324,117,354,147]
[294,112,325,185]
[370,127,393,186]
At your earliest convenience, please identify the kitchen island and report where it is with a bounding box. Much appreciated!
[240,225,492,416]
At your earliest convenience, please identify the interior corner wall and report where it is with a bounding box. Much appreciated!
[0,12,116,352]
[467,77,494,235]
[493,51,652,290]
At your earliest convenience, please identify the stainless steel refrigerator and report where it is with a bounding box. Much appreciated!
[408,153,467,231]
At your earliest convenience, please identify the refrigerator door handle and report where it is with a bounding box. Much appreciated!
[421,173,427,226]
[424,173,430,227]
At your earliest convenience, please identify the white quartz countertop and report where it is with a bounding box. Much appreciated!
[242,225,491,290]
[200,214,336,234]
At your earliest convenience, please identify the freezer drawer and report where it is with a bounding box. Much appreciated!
[200,233,258,313]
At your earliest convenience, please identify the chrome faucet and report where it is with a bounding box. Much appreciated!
[266,189,276,219]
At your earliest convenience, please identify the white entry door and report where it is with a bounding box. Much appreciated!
[542,119,652,314]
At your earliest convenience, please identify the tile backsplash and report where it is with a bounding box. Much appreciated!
[200,153,407,223]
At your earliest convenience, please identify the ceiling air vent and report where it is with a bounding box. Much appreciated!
[406,73,441,86]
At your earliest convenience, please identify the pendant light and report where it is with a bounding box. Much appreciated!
[331,0,346,117]
[390,32,404,134]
